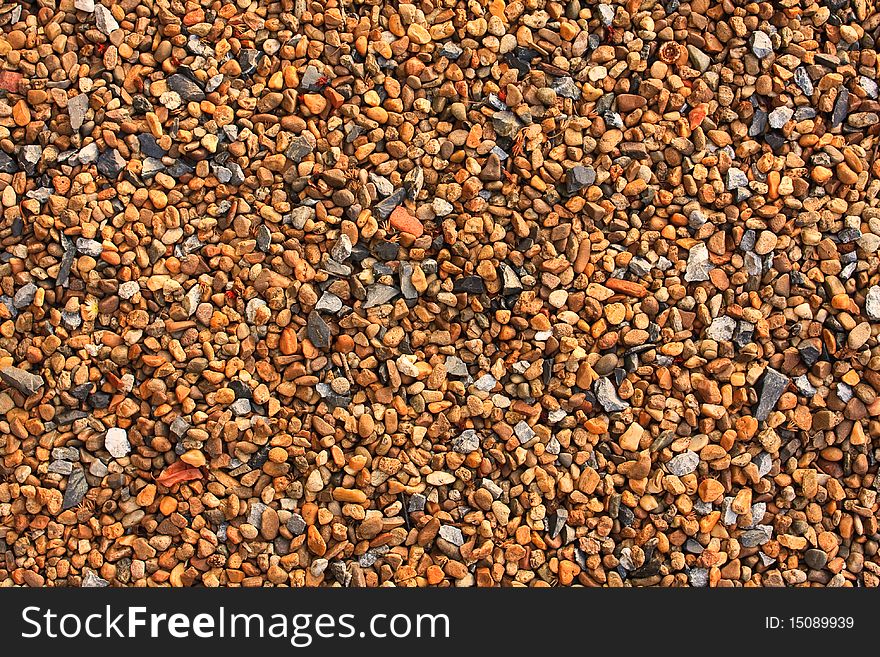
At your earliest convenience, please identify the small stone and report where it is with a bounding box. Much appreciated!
[865,286,880,321]
[167,73,205,103]
[687,45,710,72]
[105,427,131,458]
[513,420,536,444]
[684,243,712,282]
[94,4,119,34]
[706,316,736,341]
[68,94,90,131]
[307,311,331,349]
[667,451,699,476]
[0,366,44,396]
[755,368,789,421]
[62,466,88,509]
[848,322,871,349]
[438,525,464,546]
[81,571,109,587]
[594,377,629,412]
[750,31,773,58]
[74,0,95,11]
[389,206,424,237]
[768,106,793,129]
[13,283,37,309]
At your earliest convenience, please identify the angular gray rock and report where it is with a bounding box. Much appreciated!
[62,466,88,509]
[0,366,44,396]
[667,451,699,476]
[684,242,712,282]
[754,368,789,421]
[594,377,629,412]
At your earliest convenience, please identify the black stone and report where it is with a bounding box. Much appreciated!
[452,276,485,294]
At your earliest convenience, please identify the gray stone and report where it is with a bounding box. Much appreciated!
[597,3,614,24]
[750,31,773,58]
[474,374,496,392]
[363,284,399,308]
[89,459,109,477]
[230,398,251,416]
[726,167,749,190]
[551,76,580,99]
[566,165,596,194]
[740,525,773,547]
[399,262,418,300]
[706,316,736,341]
[247,502,267,529]
[53,447,80,461]
[445,356,469,377]
[331,234,352,262]
[688,567,709,587]
[684,242,712,282]
[831,88,849,128]
[94,4,119,34]
[75,0,95,11]
[804,548,827,570]
[288,206,315,230]
[860,75,878,99]
[48,460,74,475]
[76,238,103,257]
[768,106,793,129]
[438,525,464,547]
[168,74,205,102]
[667,451,699,476]
[594,377,629,412]
[78,142,98,164]
[285,135,315,163]
[452,429,480,453]
[492,111,522,138]
[687,45,710,72]
[96,149,126,178]
[256,225,271,252]
[369,173,394,197]
[13,283,37,309]
[68,93,89,131]
[0,366,44,396]
[407,493,427,512]
[755,368,789,421]
[307,311,331,349]
[287,513,306,535]
[794,67,814,96]
[513,420,536,444]
[315,292,343,314]
[62,466,88,509]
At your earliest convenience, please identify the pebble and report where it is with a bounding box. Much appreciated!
[104,428,131,459]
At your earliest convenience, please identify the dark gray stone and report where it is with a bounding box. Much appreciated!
[96,149,126,178]
[307,311,331,349]
[168,73,205,102]
[755,368,789,421]
[62,466,88,509]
